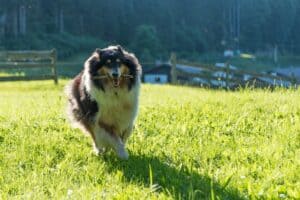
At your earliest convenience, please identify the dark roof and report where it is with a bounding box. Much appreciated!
[176,64,203,73]
[274,67,300,79]
[144,64,171,74]
[144,63,203,74]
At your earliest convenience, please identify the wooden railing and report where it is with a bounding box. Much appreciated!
[170,53,297,88]
[0,49,58,84]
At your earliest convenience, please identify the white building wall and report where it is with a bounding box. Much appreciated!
[144,74,168,84]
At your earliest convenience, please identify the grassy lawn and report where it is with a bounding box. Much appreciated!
[0,80,299,199]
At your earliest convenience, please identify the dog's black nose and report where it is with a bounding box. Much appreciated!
[112,72,119,78]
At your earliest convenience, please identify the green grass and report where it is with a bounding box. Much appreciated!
[0,80,299,199]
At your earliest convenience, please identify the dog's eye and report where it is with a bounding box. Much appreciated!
[106,59,111,64]
[116,59,121,63]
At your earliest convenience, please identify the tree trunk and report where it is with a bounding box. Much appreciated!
[19,5,26,35]
[0,12,6,38]
[59,9,64,33]
[79,15,83,34]
[274,45,278,64]
[12,9,18,37]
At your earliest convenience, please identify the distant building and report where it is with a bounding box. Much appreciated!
[143,63,204,84]
[224,49,234,58]
[274,67,300,80]
[143,63,231,87]
[143,62,298,87]
[143,64,171,84]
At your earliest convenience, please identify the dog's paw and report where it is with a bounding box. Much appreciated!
[93,144,105,156]
[117,148,129,160]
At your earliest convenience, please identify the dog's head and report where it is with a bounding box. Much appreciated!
[84,45,141,91]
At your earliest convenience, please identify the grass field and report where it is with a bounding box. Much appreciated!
[0,80,299,199]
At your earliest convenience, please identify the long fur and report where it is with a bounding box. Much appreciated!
[65,45,142,159]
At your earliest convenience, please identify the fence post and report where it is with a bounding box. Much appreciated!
[225,61,229,88]
[51,49,58,84]
[291,72,297,88]
[170,53,177,84]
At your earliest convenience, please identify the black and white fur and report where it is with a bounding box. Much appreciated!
[65,45,142,159]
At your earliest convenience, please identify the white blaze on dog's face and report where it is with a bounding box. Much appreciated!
[84,45,140,91]
[98,58,128,87]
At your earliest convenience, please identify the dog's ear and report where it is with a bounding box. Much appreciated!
[95,48,101,53]
[95,48,102,55]
[116,45,123,51]
[93,48,102,60]
[116,45,124,56]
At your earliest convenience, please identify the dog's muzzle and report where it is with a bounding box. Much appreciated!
[112,77,120,87]
[92,74,134,87]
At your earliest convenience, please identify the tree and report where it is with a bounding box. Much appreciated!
[130,25,162,62]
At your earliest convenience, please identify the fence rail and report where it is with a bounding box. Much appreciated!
[0,51,297,88]
[170,53,297,88]
[0,49,58,84]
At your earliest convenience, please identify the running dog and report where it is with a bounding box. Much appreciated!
[65,45,142,159]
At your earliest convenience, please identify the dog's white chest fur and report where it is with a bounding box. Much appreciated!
[91,85,139,134]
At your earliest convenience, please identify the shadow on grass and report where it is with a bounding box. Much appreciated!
[102,153,245,199]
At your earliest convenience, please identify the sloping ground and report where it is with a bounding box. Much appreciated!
[0,81,299,199]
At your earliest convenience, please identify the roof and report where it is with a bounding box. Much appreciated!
[143,64,171,74]
[176,64,203,73]
[274,67,300,79]
[144,63,203,75]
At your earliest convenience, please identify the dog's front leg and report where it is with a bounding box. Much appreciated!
[121,124,133,143]
[93,125,129,159]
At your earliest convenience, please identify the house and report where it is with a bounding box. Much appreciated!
[143,63,204,84]
[143,62,230,87]
[143,64,171,84]
[274,67,300,83]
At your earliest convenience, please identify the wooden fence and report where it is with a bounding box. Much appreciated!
[0,49,58,84]
[0,50,296,88]
[170,53,297,88]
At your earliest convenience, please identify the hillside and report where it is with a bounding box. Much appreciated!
[0,81,299,199]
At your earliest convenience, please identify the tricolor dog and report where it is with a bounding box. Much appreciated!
[66,45,141,159]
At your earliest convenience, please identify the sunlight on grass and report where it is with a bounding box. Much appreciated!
[0,80,299,199]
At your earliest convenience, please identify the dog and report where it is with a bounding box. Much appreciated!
[65,45,142,159]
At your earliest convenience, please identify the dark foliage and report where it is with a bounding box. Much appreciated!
[0,0,299,61]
